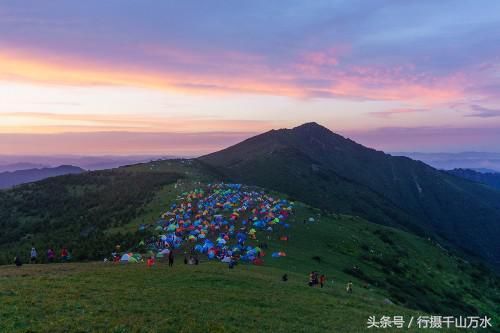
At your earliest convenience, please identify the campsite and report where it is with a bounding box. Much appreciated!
[118,183,294,267]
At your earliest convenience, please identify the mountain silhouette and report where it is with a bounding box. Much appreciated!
[0,165,84,189]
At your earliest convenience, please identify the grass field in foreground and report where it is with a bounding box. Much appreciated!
[0,262,447,333]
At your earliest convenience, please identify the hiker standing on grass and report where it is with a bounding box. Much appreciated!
[346,281,353,294]
[30,245,38,264]
[61,247,69,262]
[320,274,326,288]
[14,254,23,267]
[168,250,174,267]
[147,256,155,268]
[312,271,319,285]
[47,248,55,263]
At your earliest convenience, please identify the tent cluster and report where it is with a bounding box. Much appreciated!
[120,253,142,263]
[142,183,294,265]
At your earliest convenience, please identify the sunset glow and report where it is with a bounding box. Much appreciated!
[1,1,500,154]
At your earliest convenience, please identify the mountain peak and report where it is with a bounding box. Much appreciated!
[292,122,330,132]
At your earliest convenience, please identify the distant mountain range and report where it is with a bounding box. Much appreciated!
[394,152,500,172]
[201,122,500,265]
[0,155,180,172]
[448,168,500,190]
[0,165,84,189]
[0,162,49,173]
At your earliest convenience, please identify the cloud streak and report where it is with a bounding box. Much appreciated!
[466,105,500,118]
[370,108,426,118]
[0,112,277,134]
[0,131,257,156]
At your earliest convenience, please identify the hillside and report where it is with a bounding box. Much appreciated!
[0,166,186,262]
[1,161,499,331]
[448,168,500,190]
[0,165,84,189]
[200,123,500,266]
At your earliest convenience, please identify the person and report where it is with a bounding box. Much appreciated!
[312,271,319,285]
[113,252,120,263]
[47,248,55,263]
[168,250,174,267]
[14,254,23,267]
[308,272,314,287]
[346,281,353,294]
[320,274,326,288]
[147,256,155,268]
[282,273,288,282]
[61,247,69,262]
[30,245,37,264]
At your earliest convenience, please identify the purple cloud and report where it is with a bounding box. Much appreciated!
[467,105,500,118]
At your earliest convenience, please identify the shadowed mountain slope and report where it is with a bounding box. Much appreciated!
[200,122,500,265]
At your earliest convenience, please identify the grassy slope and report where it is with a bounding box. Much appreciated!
[0,263,454,333]
[1,159,499,332]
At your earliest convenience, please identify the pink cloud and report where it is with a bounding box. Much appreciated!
[0,44,473,104]
[370,108,426,118]
[0,131,256,156]
[0,112,278,134]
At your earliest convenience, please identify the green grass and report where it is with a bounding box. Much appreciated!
[1,262,448,333]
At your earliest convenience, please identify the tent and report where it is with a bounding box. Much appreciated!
[120,253,141,263]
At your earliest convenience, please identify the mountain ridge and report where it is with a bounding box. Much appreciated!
[200,122,500,266]
[0,165,85,189]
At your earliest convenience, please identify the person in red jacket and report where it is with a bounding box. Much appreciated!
[320,274,326,288]
[60,247,69,262]
[147,256,155,268]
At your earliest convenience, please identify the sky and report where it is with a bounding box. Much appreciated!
[1,0,500,155]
